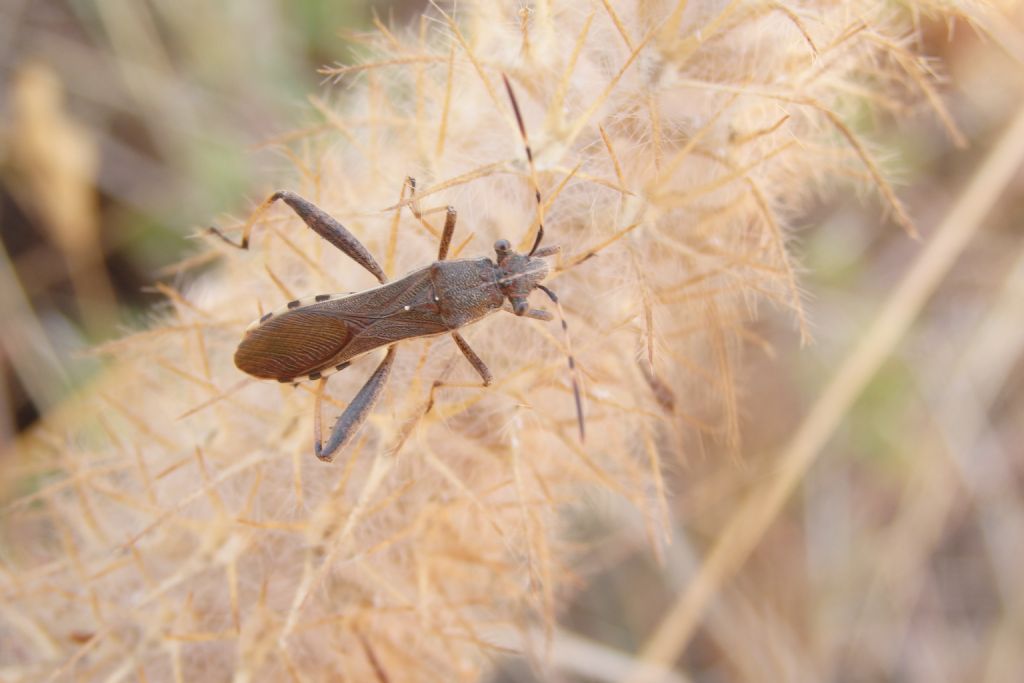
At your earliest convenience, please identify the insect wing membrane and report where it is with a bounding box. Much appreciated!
[235,304,361,381]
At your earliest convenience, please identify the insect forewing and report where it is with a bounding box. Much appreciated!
[235,305,360,381]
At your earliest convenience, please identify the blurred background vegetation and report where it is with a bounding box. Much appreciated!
[0,0,423,436]
[2,1,1024,680]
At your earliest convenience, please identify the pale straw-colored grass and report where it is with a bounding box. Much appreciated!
[0,1,996,681]
[626,96,1024,683]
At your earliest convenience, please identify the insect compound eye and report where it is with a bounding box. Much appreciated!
[512,298,529,316]
[494,239,511,254]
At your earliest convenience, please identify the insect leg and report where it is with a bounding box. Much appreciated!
[502,74,545,256]
[437,206,457,261]
[212,191,388,284]
[531,245,560,259]
[502,304,553,321]
[405,176,451,246]
[314,346,397,462]
[422,333,492,415]
[450,332,492,386]
[208,192,280,250]
[273,191,388,284]
[405,176,422,219]
[536,284,585,442]
[313,377,329,457]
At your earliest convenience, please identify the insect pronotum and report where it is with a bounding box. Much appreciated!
[211,74,584,461]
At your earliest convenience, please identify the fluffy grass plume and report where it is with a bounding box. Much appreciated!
[1,1,977,680]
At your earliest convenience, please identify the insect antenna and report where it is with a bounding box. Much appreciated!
[536,284,585,442]
[501,73,545,256]
[505,75,584,440]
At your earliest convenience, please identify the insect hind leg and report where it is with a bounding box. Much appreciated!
[314,346,397,462]
[208,191,281,250]
[211,190,388,285]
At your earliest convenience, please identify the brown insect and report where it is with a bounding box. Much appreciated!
[212,75,584,462]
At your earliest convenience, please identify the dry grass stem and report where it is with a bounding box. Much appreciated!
[0,1,986,681]
[626,99,1024,683]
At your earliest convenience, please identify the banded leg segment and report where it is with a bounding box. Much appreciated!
[502,74,546,256]
[314,345,397,462]
[211,190,388,285]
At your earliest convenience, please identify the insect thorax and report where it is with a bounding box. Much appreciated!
[430,258,505,329]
